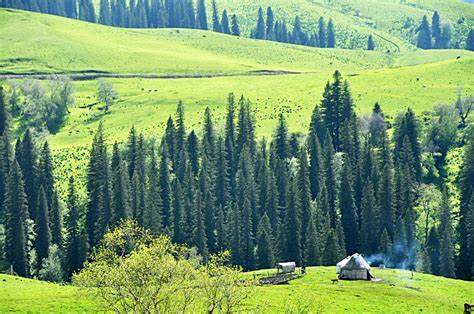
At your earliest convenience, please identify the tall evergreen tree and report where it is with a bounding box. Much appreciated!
[79,0,96,22]
[159,142,172,231]
[431,11,441,49]
[265,7,274,40]
[110,142,131,225]
[367,35,375,50]
[323,132,337,227]
[327,18,335,48]
[457,134,474,279]
[220,9,230,34]
[417,15,432,49]
[211,0,220,32]
[467,29,474,51]
[254,7,266,39]
[318,17,326,48]
[304,211,321,266]
[339,157,359,255]
[49,191,62,248]
[17,130,37,221]
[4,160,29,277]
[438,189,455,278]
[285,178,302,265]
[99,0,111,25]
[231,14,240,36]
[256,213,274,269]
[196,0,207,30]
[35,186,51,270]
[65,177,88,278]
[145,147,163,235]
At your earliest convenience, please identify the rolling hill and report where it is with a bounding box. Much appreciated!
[0,8,473,197]
[1,267,473,312]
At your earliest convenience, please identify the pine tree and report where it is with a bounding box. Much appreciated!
[49,191,62,248]
[17,130,37,221]
[438,189,455,278]
[394,109,422,182]
[323,132,337,227]
[467,29,474,51]
[307,132,323,200]
[231,14,240,36]
[255,7,266,39]
[65,177,88,278]
[110,142,131,225]
[220,9,230,34]
[38,142,54,209]
[367,35,375,50]
[172,178,185,244]
[285,179,302,265]
[193,190,208,260]
[431,11,441,49]
[35,186,51,270]
[127,126,137,181]
[327,18,335,48]
[0,132,12,220]
[467,195,474,280]
[211,0,220,32]
[318,17,326,48]
[304,211,321,266]
[65,0,78,18]
[359,182,378,255]
[378,132,394,239]
[196,0,207,30]
[339,158,359,255]
[4,160,29,277]
[274,114,289,160]
[164,116,177,167]
[0,86,8,135]
[145,147,163,234]
[187,130,200,176]
[425,226,440,275]
[79,0,96,22]
[298,149,312,252]
[417,15,432,49]
[265,7,274,40]
[159,142,172,231]
[457,136,474,279]
[256,213,274,269]
[85,123,110,248]
[99,0,111,25]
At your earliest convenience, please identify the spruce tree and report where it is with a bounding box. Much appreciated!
[0,86,8,135]
[159,142,172,231]
[265,7,274,40]
[17,130,37,221]
[304,211,321,266]
[359,182,378,255]
[99,0,111,25]
[85,123,110,248]
[196,0,207,30]
[298,149,312,252]
[426,227,440,275]
[221,9,230,34]
[467,195,474,280]
[172,178,185,244]
[318,17,326,48]
[0,131,12,220]
[307,132,323,199]
[274,114,289,160]
[49,191,62,248]
[285,179,302,265]
[256,213,274,269]
[327,18,335,48]
[417,15,432,49]
[231,14,240,36]
[145,147,163,235]
[339,158,359,255]
[35,186,51,270]
[65,177,88,278]
[4,160,29,277]
[367,35,375,50]
[431,11,441,49]
[323,132,337,227]
[467,29,474,51]
[211,0,220,32]
[457,135,474,279]
[38,142,54,209]
[255,7,266,39]
[193,190,208,260]
[187,130,200,176]
[110,142,131,225]
[79,0,96,22]
[438,189,455,278]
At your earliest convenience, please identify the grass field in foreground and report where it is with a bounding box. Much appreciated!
[1,267,473,313]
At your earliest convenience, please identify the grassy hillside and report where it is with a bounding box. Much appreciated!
[1,267,473,312]
[216,0,474,49]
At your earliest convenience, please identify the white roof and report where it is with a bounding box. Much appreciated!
[337,253,371,270]
[276,262,296,268]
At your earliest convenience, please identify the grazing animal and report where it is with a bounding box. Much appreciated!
[331,278,339,284]
[464,303,472,313]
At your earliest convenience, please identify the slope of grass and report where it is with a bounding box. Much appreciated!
[216,0,474,49]
[1,267,473,313]
[0,274,99,312]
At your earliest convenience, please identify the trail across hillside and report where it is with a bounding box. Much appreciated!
[0,70,302,81]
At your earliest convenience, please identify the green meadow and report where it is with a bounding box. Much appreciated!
[1,267,472,313]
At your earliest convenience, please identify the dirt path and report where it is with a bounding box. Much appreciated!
[0,70,302,81]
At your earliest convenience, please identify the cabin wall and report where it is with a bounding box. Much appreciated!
[340,269,368,280]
